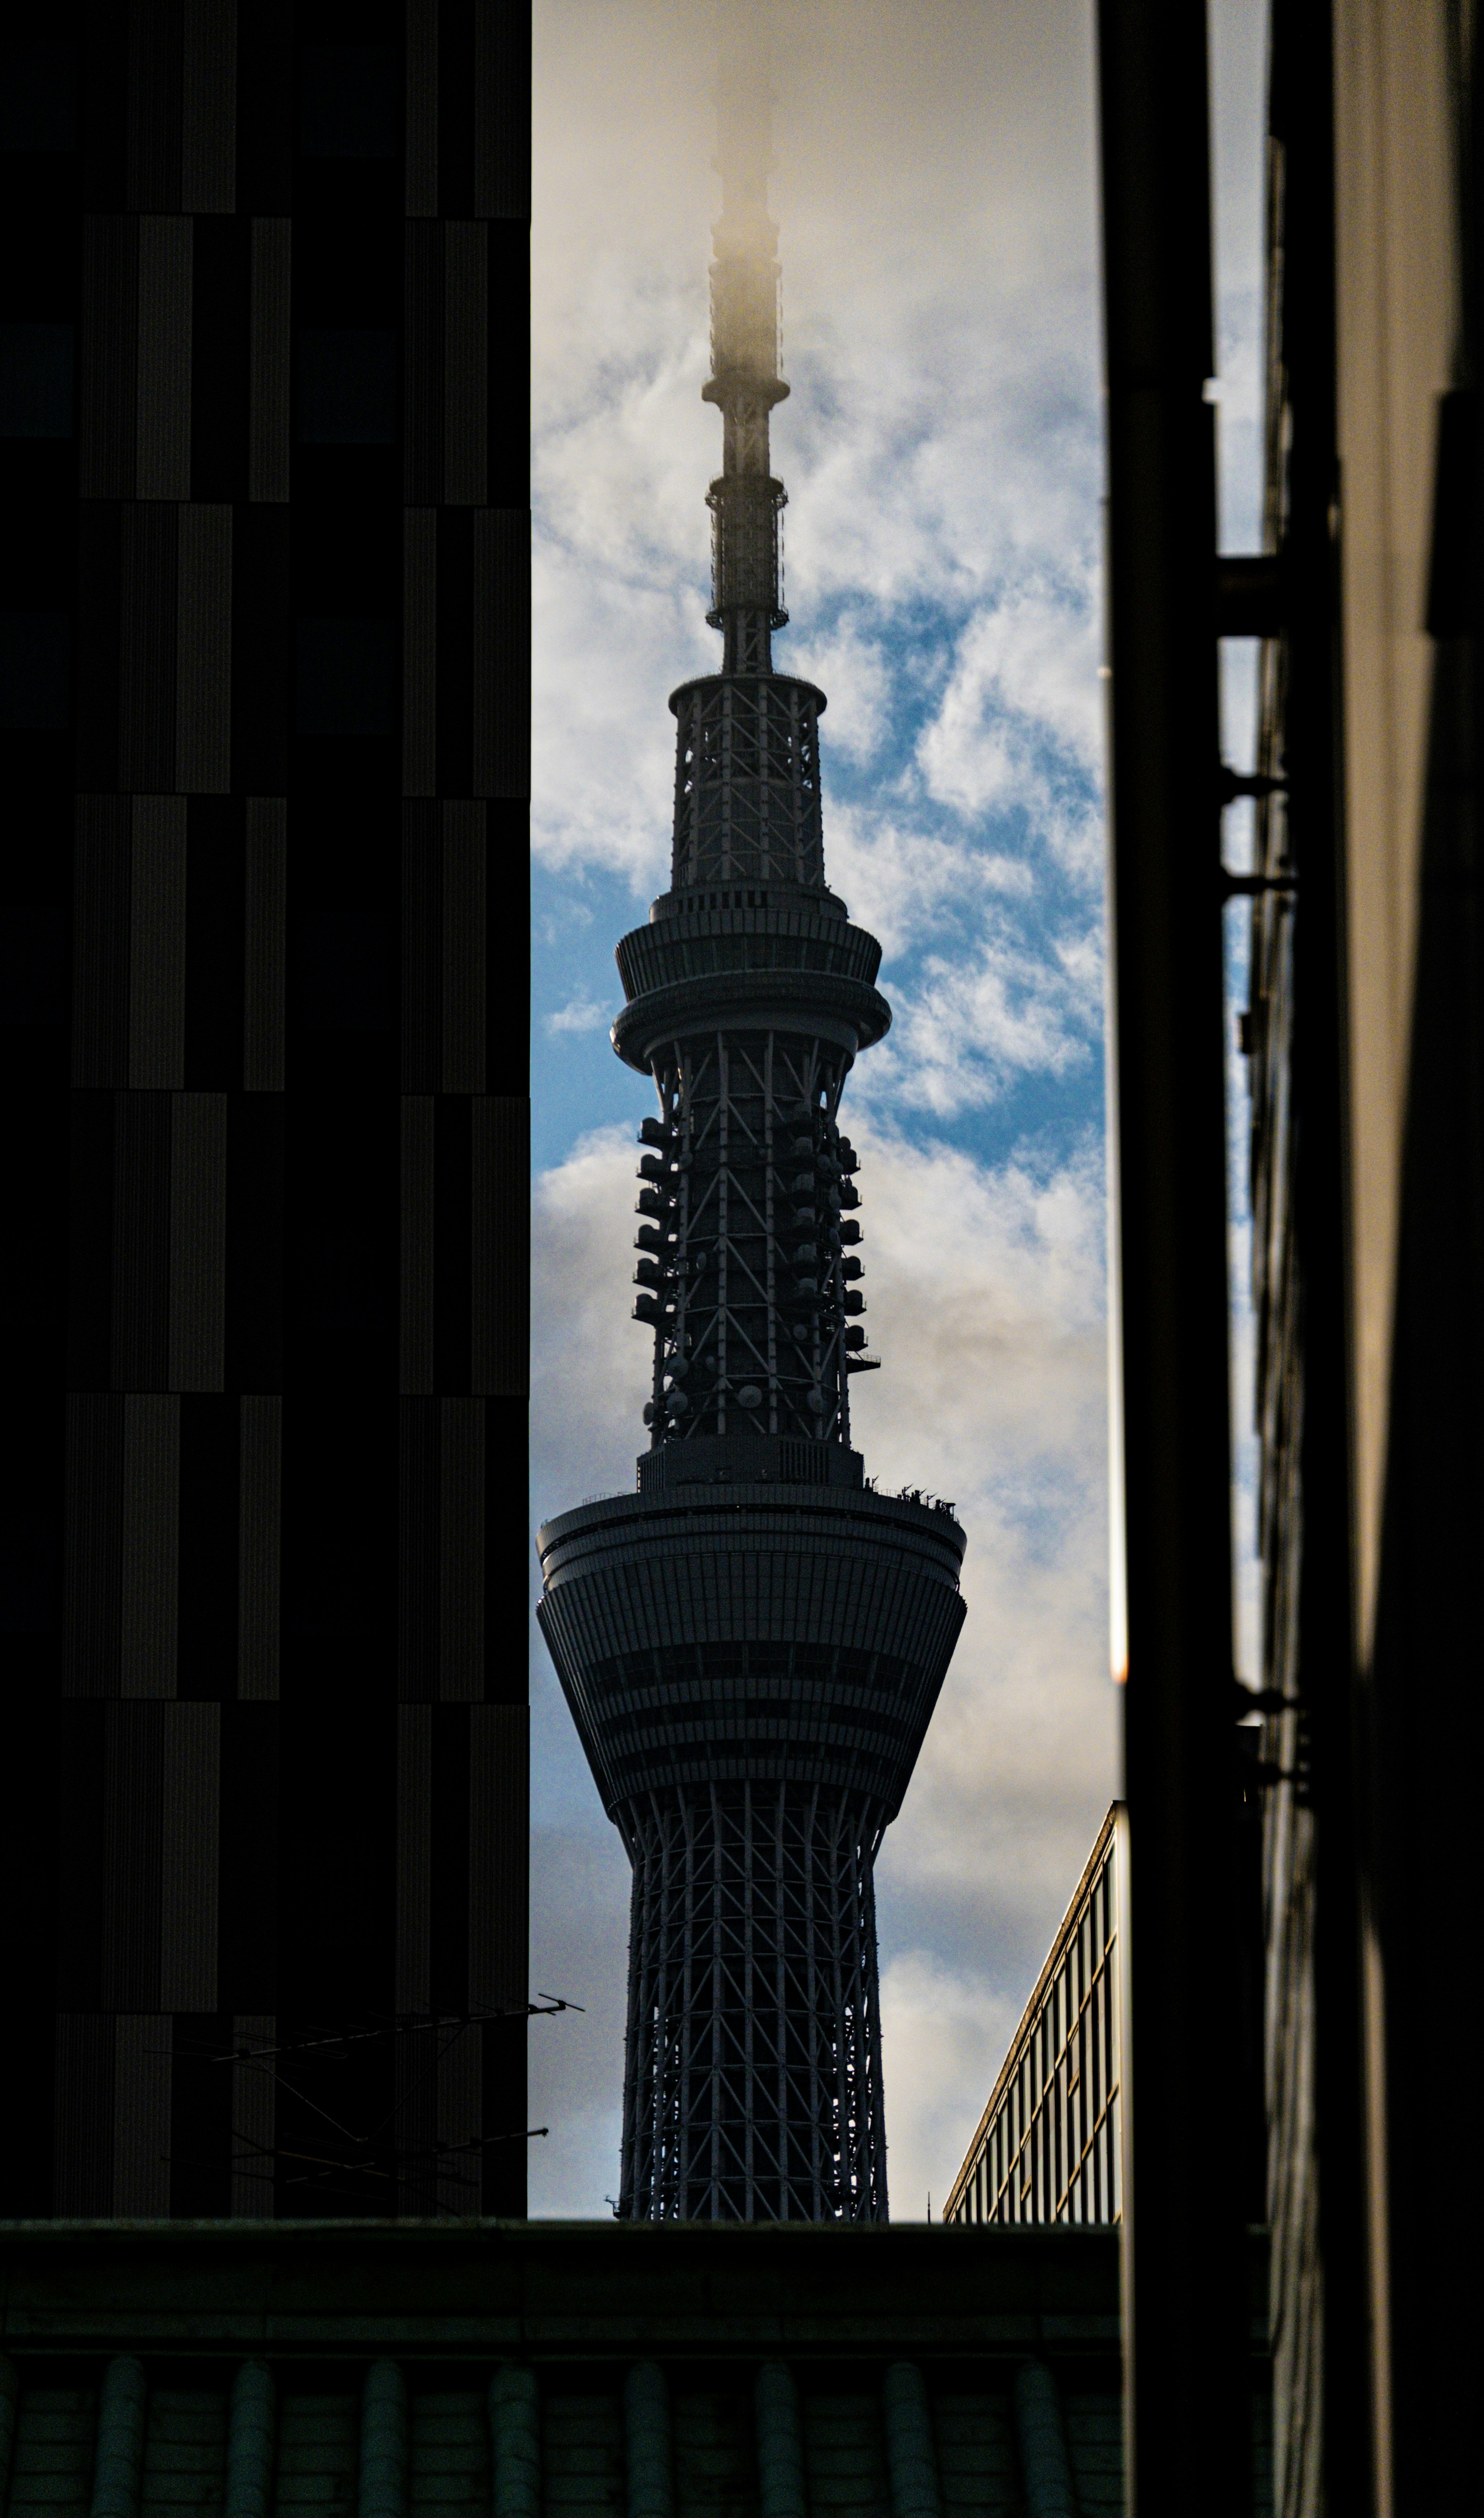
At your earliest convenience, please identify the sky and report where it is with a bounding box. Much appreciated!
[526,0,1267,2220]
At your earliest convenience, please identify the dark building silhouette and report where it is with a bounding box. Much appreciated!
[0,7,531,2217]
[536,37,966,2225]
[1098,0,1484,2509]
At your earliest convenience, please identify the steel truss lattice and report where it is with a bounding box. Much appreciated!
[640,1027,861,1447]
[670,675,824,889]
[618,1783,887,2223]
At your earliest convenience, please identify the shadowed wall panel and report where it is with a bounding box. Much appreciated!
[0,0,531,2218]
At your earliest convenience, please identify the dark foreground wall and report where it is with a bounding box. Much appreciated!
[0,2222,1271,2518]
[0,4,532,2219]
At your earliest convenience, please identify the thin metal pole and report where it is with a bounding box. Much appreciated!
[709,1782,724,2217]
[743,1780,757,2216]
[774,1786,789,2215]
[619,1822,647,2218]
[1094,0,1253,2506]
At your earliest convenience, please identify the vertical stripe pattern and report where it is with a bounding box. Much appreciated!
[23,3,531,2223]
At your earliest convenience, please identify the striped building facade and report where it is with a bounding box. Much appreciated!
[944,1810,1125,2233]
[0,5,531,2216]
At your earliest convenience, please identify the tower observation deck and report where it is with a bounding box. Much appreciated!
[536,27,967,2223]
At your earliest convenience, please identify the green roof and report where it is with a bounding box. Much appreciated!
[0,2221,1270,2518]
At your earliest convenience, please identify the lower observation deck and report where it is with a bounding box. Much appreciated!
[536,1446,966,1833]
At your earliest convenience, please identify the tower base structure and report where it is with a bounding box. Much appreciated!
[536,1449,967,2221]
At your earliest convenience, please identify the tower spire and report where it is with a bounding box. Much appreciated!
[537,15,968,2225]
[704,23,788,674]
[668,20,825,897]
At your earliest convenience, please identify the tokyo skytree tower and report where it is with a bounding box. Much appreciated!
[536,18,967,2222]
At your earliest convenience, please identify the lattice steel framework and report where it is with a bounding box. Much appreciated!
[944,1807,1125,2229]
[671,676,824,888]
[619,1784,885,2222]
[635,1029,862,1445]
[537,18,967,2227]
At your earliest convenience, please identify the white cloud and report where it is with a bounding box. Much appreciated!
[916,577,1104,884]
[878,1952,1023,2224]
[846,1120,1118,2207]
[530,541,696,891]
[526,1818,631,2219]
[785,616,892,765]
[530,1124,654,1532]
[526,1114,1118,2216]
[825,802,1034,962]
[544,992,613,1038]
[858,915,1102,1120]
[1210,0,1268,554]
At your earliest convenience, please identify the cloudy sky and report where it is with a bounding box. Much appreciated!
[527,0,1266,2218]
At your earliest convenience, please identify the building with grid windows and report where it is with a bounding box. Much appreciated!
[0,7,531,2217]
[944,1809,1126,2234]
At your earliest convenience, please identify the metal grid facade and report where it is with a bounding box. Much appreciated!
[669,677,824,890]
[642,1027,856,1444]
[945,1809,1124,2229]
[619,1784,885,2221]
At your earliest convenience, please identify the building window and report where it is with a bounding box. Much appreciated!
[0,42,77,152]
[295,618,397,736]
[0,614,69,729]
[290,912,393,1031]
[296,331,398,446]
[0,325,73,439]
[298,44,399,159]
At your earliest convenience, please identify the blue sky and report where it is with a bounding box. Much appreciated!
[526,0,1266,2217]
